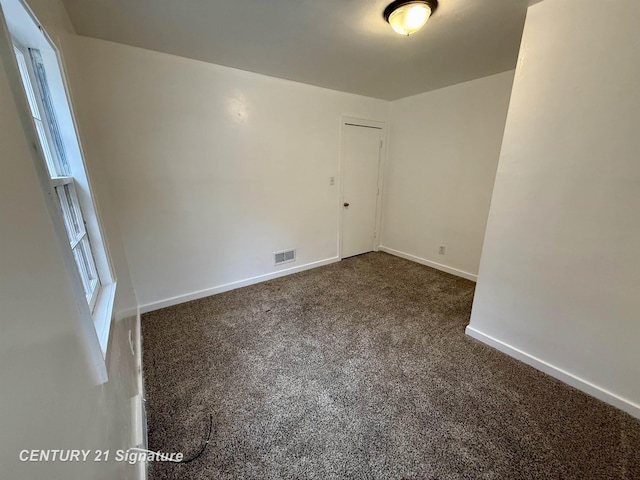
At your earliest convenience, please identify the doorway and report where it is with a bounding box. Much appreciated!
[340,118,385,259]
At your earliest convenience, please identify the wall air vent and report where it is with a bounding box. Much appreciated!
[274,249,296,265]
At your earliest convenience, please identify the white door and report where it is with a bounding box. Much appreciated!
[341,123,382,258]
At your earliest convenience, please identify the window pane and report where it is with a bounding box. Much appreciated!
[34,118,57,177]
[53,175,101,309]
[29,49,71,176]
[13,46,40,120]
[80,236,99,287]
[71,237,99,301]
[78,236,99,302]
[55,183,86,246]
[72,242,91,296]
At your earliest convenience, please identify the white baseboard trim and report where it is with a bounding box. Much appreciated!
[139,257,341,314]
[133,309,148,480]
[466,325,640,419]
[378,246,477,282]
[134,307,144,402]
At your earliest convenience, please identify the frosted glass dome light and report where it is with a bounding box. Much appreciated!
[383,0,438,36]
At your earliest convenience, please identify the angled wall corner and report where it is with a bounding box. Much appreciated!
[468,0,640,418]
[380,70,516,280]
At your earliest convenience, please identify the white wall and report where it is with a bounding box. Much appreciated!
[0,1,143,478]
[65,36,389,311]
[468,0,640,418]
[380,71,514,279]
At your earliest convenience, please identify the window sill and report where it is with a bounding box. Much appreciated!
[93,281,116,356]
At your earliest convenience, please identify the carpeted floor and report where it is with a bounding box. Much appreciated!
[142,252,640,479]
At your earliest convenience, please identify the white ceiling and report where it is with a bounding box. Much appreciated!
[60,0,528,101]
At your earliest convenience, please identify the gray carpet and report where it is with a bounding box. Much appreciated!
[142,252,640,479]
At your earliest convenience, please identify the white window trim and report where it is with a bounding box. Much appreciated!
[0,0,116,366]
[14,42,102,311]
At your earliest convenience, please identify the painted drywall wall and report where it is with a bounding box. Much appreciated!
[22,0,74,35]
[468,0,640,418]
[65,35,389,311]
[380,71,515,279]
[0,0,144,477]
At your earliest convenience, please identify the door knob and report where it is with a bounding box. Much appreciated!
[343,202,350,207]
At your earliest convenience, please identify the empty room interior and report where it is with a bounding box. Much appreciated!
[1,0,639,478]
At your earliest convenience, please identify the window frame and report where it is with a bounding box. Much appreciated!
[13,40,102,311]
[1,0,117,363]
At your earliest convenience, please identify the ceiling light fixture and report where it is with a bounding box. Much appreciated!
[383,0,438,36]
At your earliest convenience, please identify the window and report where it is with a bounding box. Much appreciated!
[13,44,102,310]
[2,0,116,359]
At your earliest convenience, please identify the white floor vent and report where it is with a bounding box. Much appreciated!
[274,249,296,265]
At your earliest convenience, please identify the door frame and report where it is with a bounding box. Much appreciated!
[338,115,388,260]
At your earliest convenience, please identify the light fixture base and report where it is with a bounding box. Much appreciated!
[383,0,439,34]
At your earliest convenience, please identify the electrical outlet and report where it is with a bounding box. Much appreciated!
[439,245,446,255]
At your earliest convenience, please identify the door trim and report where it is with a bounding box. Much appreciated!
[338,116,388,260]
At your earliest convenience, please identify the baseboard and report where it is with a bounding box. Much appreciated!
[378,246,477,282]
[134,308,148,479]
[139,257,341,314]
[134,307,145,406]
[465,325,640,419]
